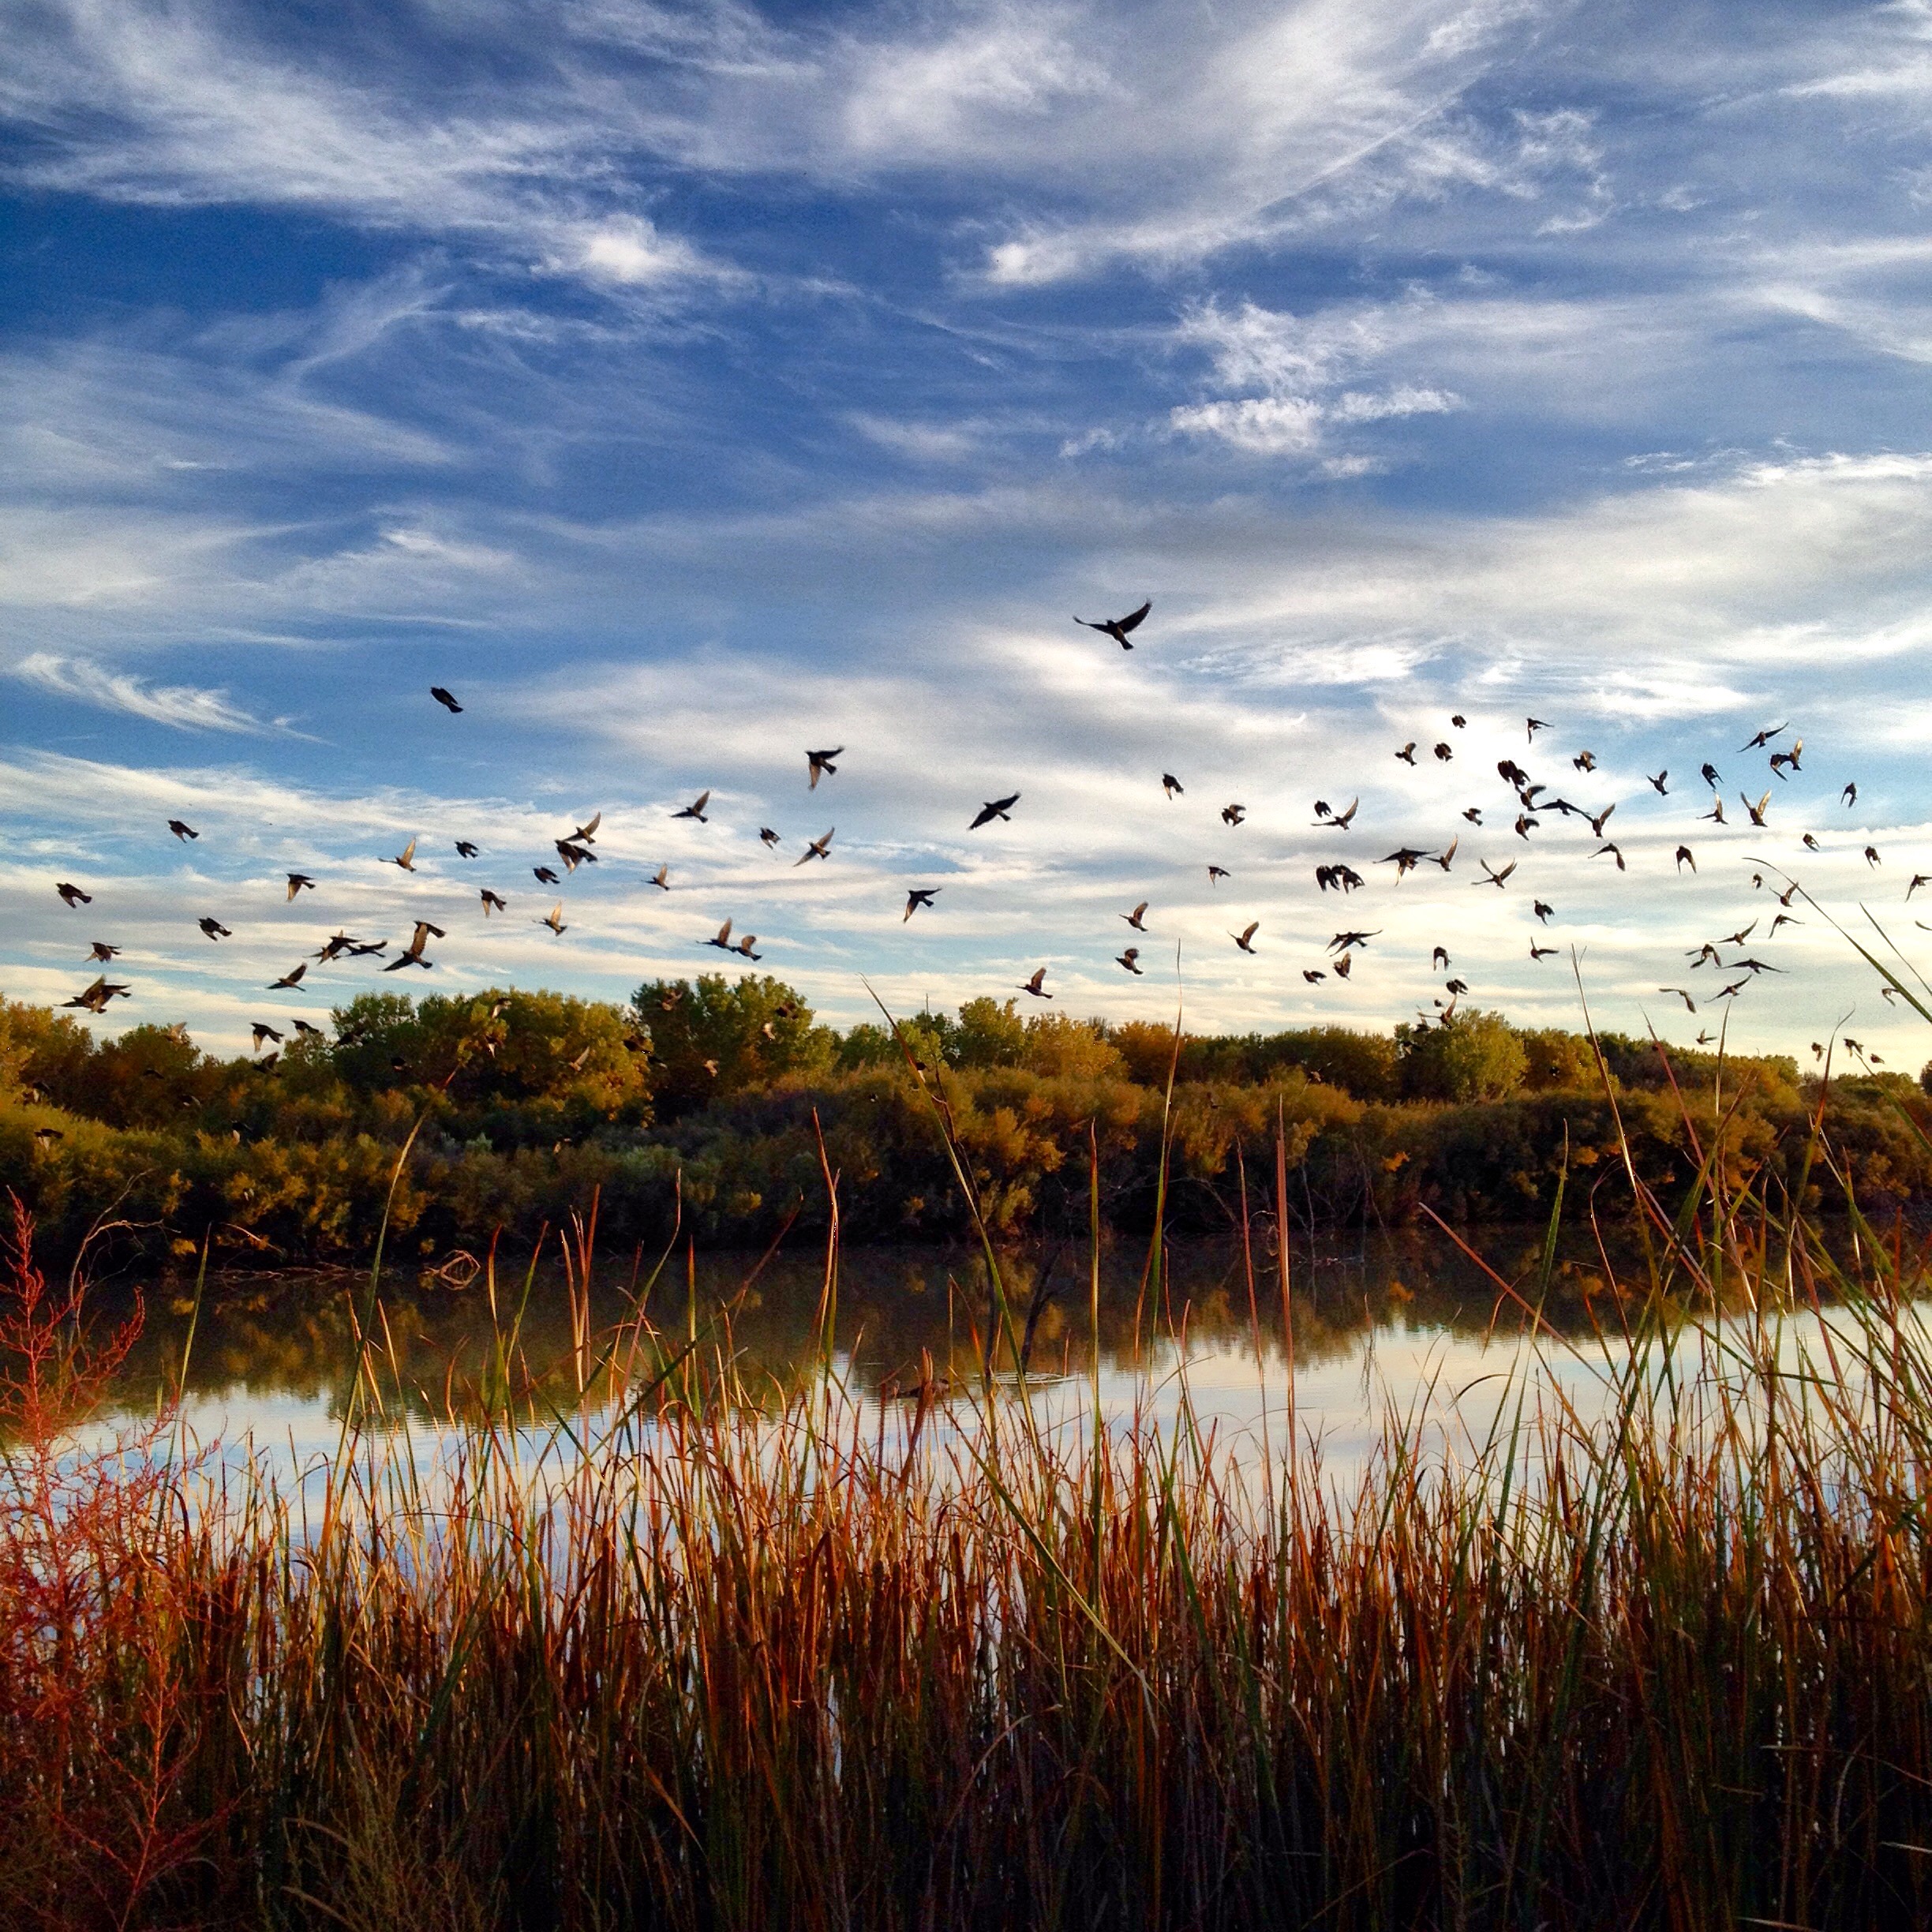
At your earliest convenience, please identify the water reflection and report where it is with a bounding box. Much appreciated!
[102,1227,1645,1441]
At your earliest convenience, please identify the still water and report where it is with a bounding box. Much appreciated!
[92,1228,1685,1476]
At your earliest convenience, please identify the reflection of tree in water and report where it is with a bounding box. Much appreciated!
[96,1226,1658,1425]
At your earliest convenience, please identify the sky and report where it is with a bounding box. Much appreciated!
[4,0,1932,1064]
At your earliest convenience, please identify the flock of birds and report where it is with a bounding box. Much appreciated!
[39,604,1918,1069]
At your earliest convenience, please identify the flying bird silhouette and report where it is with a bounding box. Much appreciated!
[533,866,560,884]
[268,962,306,990]
[1478,859,1517,889]
[1432,945,1450,969]
[1433,743,1453,762]
[970,793,1020,829]
[807,748,843,789]
[1122,901,1148,930]
[1163,773,1185,799]
[286,873,315,900]
[1526,718,1548,741]
[1530,943,1558,960]
[703,919,736,952]
[1395,743,1417,765]
[1844,783,1858,807]
[1451,713,1466,727]
[1595,843,1626,872]
[1649,771,1668,795]
[1739,723,1787,751]
[197,916,230,939]
[1701,762,1721,788]
[1073,600,1151,649]
[251,1024,283,1050]
[1018,968,1053,998]
[1117,948,1143,975]
[649,864,669,890]
[1331,930,1379,953]
[539,904,567,935]
[1221,803,1246,826]
[1533,900,1553,923]
[1661,987,1696,1013]
[1208,864,1231,885]
[63,977,130,1015]
[1676,846,1696,873]
[1573,750,1597,772]
[430,687,463,713]
[167,819,197,841]
[88,942,119,962]
[390,837,417,872]
[760,827,781,848]
[382,922,444,972]
[481,889,506,915]
[795,828,834,867]
[904,888,939,921]
[455,841,478,857]
[1231,922,1259,954]
[56,882,92,907]
[674,791,711,822]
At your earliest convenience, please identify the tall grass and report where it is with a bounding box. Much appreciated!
[4,998,1932,1929]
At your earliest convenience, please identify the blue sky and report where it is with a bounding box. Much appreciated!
[5,0,1932,1061]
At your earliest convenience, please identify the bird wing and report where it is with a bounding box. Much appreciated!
[1116,600,1151,634]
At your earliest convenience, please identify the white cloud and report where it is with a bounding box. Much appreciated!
[13,652,275,733]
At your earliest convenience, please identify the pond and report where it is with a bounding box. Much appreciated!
[79,1224,1729,1479]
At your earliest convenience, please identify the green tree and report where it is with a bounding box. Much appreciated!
[632,975,829,1117]
[953,997,1027,1069]
[1402,1009,1528,1103]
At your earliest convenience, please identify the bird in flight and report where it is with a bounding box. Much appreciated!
[1333,953,1353,979]
[1117,947,1143,975]
[481,889,506,915]
[198,916,230,939]
[167,819,198,841]
[1331,930,1378,953]
[1445,978,1469,996]
[1739,723,1787,751]
[251,1023,283,1050]
[1573,750,1597,772]
[1074,600,1151,650]
[556,839,597,871]
[539,904,567,935]
[1676,846,1696,873]
[675,791,711,822]
[649,864,670,890]
[390,837,417,872]
[1395,742,1417,765]
[286,873,316,900]
[1382,848,1429,878]
[1648,771,1668,795]
[970,793,1020,829]
[1803,833,1821,851]
[1462,807,1482,825]
[795,828,834,867]
[533,865,561,885]
[1122,901,1149,930]
[1595,842,1626,872]
[431,687,463,713]
[1910,875,1931,900]
[1526,718,1548,741]
[1231,922,1260,954]
[1478,859,1517,889]
[1162,773,1185,799]
[1769,913,1802,935]
[1451,713,1466,728]
[1866,845,1882,867]
[1303,969,1326,984]
[1530,942,1558,961]
[760,827,781,849]
[1432,945,1450,969]
[1318,797,1359,830]
[1433,743,1453,762]
[64,977,130,1015]
[1769,741,1803,778]
[1208,864,1231,885]
[1701,762,1721,788]
[1221,803,1246,826]
[1702,796,1728,825]
[1515,814,1538,841]
[1661,987,1696,1013]
[1018,968,1052,998]
[88,941,120,962]
[703,919,736,953]
[1533,900,1553,923]
[568,811,601,845]
[1589,803,1616,838]
[1740,792,1771,828]
[904,888,939,921]
[1844,783,1859,807]
[1316,864,1364,893]
[1722,923,1757,946]
[455,841,478,858]
[383,921,444,972]
[1434,839,1459,873]
[807,748,843,789]
[57,882,92,908]
[268,961,307,990]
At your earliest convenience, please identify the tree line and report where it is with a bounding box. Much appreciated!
[0,977,1923,1266]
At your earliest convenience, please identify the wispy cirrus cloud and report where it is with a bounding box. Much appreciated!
[13,652,279,733]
